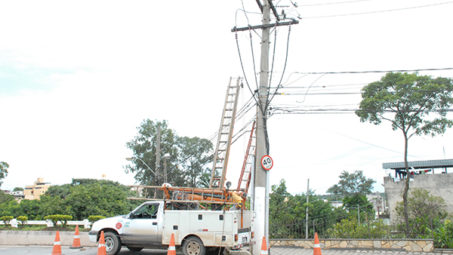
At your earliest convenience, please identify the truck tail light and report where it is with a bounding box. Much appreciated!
[251,231,254,239]
[234,234,238,242]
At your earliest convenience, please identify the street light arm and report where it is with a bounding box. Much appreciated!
[126,157,156,175]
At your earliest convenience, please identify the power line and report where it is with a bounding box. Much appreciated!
[270,82,369,89]
[270,108,453,114]
[294,67,453,75]
[274,92,361,95]
[299,0,374,7]
[304,1,453,19]
[267,25,293,109]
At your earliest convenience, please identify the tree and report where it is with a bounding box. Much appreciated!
[356,72,453,236]
[395,188,447,237]
[177,136,212,187]
[0,161,9,187]
[125,120,178,186]
[125,119,213,188]
[269,179,339,238]
[40,179,138,220]
[342,194,375,222]
[327,170,375,198]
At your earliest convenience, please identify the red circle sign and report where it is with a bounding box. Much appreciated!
[261,155,273,171]
[116,222,122,229]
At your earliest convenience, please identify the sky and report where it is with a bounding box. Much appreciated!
[1,0,452,194]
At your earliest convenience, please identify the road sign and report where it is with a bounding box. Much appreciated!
[261,155,273,171]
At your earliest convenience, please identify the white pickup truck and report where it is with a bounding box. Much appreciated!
[89,200,252,255]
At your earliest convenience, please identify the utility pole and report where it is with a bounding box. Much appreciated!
[358,205,361,226]
[155,126,161,186]
[231,1,298,254]
[305,178,309,239]
[253,0,271,253]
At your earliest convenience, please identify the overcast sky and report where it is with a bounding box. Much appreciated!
[1,0,452,194]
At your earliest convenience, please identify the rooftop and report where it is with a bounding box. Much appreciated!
[383,158,453,170]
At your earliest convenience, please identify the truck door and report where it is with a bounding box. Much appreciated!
[122,202,162,245]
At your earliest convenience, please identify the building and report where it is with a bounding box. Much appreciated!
[382,158,453,223]
[366,192,388,219]
[24,178,51,200]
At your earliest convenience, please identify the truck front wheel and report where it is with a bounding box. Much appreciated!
[103,231,121,255]
[182,236,206,255]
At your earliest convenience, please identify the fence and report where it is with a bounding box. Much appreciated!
[270,218,404,239]
[0,219,91,229]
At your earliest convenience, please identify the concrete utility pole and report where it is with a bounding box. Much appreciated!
[155,125,161,185]
[231,2,298,254]
[253,0,271,253]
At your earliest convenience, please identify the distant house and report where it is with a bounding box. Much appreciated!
[24,178,51,200]
[366,192,387,219]
[382,158,453,223]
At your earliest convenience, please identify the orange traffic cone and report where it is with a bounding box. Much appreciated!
[51,231,62,255]
[313,232,322,255]
[167,233,176,255]
[70,225,83,249]
[260,236,268,255]
[97,231,107,255]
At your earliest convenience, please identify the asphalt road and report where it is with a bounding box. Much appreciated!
[0,246,172,255]
[0,246,450,255]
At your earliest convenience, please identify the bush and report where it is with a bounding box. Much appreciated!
[429,219,453,248]
[16,216,28,227]
[327,218,389,239]
[0,216,13,224]
[44,215,73,228]
[88,215,105,223]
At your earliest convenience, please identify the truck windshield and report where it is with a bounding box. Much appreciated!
[131,203,158,219]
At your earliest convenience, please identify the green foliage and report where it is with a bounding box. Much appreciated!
[0,216,13,224]
[0,199,20,217]
[41,179,137,220]
[0,179,139,221]
[356,72,453,134]
[327,218,388,238]
[125,119,213,188]
[88,215,106,223]
[16,216,28,226]
[44,214,73,228]
[177,136,213,187]
[429,219,453,248]
[0,191,14,204]
[327,170,375,198]
[12,187,23,192]
[269,180,340,238]
[0,161,9,187]
[342,194,375,219]
[395,188,447,237]
[16,200,41,220]
[356,72,453,236]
